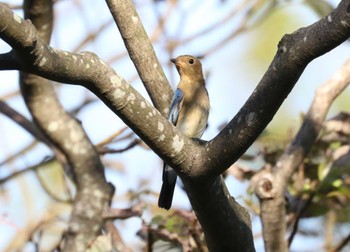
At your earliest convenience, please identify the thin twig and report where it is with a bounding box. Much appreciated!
[96,127,128,147]
[72,19,114,52]
[258,57,350,251]
[98,139,141,155]
[179,0,250,45]
[288,192,316,246]
[0,140,38,166]
[0,100,48,143]
[102,203,143,220]
[0,159,52,184]
[104,221,133,252]
[330,233,350,252]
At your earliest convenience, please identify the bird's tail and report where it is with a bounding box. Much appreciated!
[158,165,177,210]
[158,181,176,210]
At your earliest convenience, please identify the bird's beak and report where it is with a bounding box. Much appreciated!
[170,58,176,64]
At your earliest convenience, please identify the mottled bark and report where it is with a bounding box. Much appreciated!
[1,0,350,251]
[106,0,173,115]
[256,58,350,252]
[20,1,113,251]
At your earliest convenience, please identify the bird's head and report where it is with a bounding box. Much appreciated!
[170,55,204,82]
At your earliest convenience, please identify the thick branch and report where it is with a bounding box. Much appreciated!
[0,5,255,250]
[20,1,113,251]
[0,3,196,175]
[183,176,255,251]
[256,58,350,252]
[201,0,350,178]
[2,2,350,251]
[106,0,172,115]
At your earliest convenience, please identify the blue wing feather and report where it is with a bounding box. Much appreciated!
[158,88,183,210]
[168,88,184,126]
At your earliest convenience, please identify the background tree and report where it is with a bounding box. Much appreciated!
[0,0,349,251]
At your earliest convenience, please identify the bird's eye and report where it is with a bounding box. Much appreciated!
[188,58,194,64]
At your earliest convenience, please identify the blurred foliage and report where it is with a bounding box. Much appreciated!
[243,0,350,138]
[241,112,350,239]
[35,159,73,202]
[0,0,349,251]
[149,109,350,250]
[148,210,206,251]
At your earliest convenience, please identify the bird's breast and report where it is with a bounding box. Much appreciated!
[177,87,209,138]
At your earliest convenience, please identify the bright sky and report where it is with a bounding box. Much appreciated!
[0,0,349,251]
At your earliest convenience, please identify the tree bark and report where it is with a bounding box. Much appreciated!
[20,1,113,251]
[1,1,350,250]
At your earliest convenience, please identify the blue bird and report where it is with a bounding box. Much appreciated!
[158,55,210,210]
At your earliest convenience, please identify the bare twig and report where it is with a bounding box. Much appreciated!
[96,127,129,147]
[102,203,143,220]
[0,161,45,184]
[98,139,141,155]
[72,19,114,53]
[0,89,20,100]
[0,100,48,143]
[179,0,250,45]
[257,57,350,251]
[330,233,350,252]
[20,1,113,251]
[104,221,133,252]
[0,140,38,167]
[1,1,350,250]
[287,192,316,246]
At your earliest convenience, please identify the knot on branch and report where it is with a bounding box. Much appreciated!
[255,173,277,200]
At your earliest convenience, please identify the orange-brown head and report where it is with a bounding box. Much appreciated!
[170,55,204,83]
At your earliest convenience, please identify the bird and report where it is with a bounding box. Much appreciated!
[158,55,210,210]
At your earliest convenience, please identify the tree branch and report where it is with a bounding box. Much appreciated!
[105,0,173,115]
[20,1,113,251]
[0,99,47,143]
[0,3,197,175]
[198,0,350,179]
[183,176,255,251]
[1,1,350,251]
[331,232,350,252]
[256,57,350,251]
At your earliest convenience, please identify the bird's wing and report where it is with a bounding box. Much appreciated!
[168,88,184,126]
[162,88,183,183]
[158,89,183,209]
